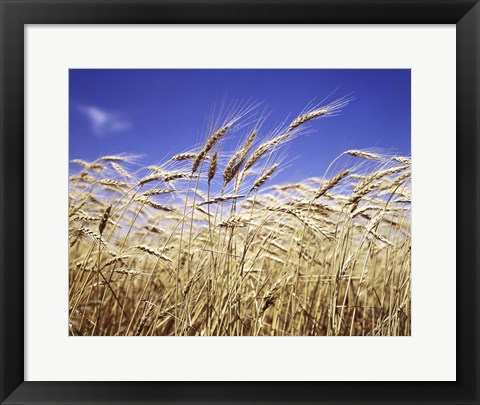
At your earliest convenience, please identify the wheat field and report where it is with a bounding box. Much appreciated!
[68,98,411,336]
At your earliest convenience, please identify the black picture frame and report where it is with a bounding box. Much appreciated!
[1,1,479,404]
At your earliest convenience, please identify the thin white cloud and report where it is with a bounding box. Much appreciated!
[78,105,131,136]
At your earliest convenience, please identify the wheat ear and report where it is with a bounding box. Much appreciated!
[192,124,230,173]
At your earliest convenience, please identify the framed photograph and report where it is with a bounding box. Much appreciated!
[1,1,479,404]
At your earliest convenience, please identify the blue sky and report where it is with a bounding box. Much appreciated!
[69,69,410,183]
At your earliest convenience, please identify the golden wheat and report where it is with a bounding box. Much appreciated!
[69,99,411,337]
